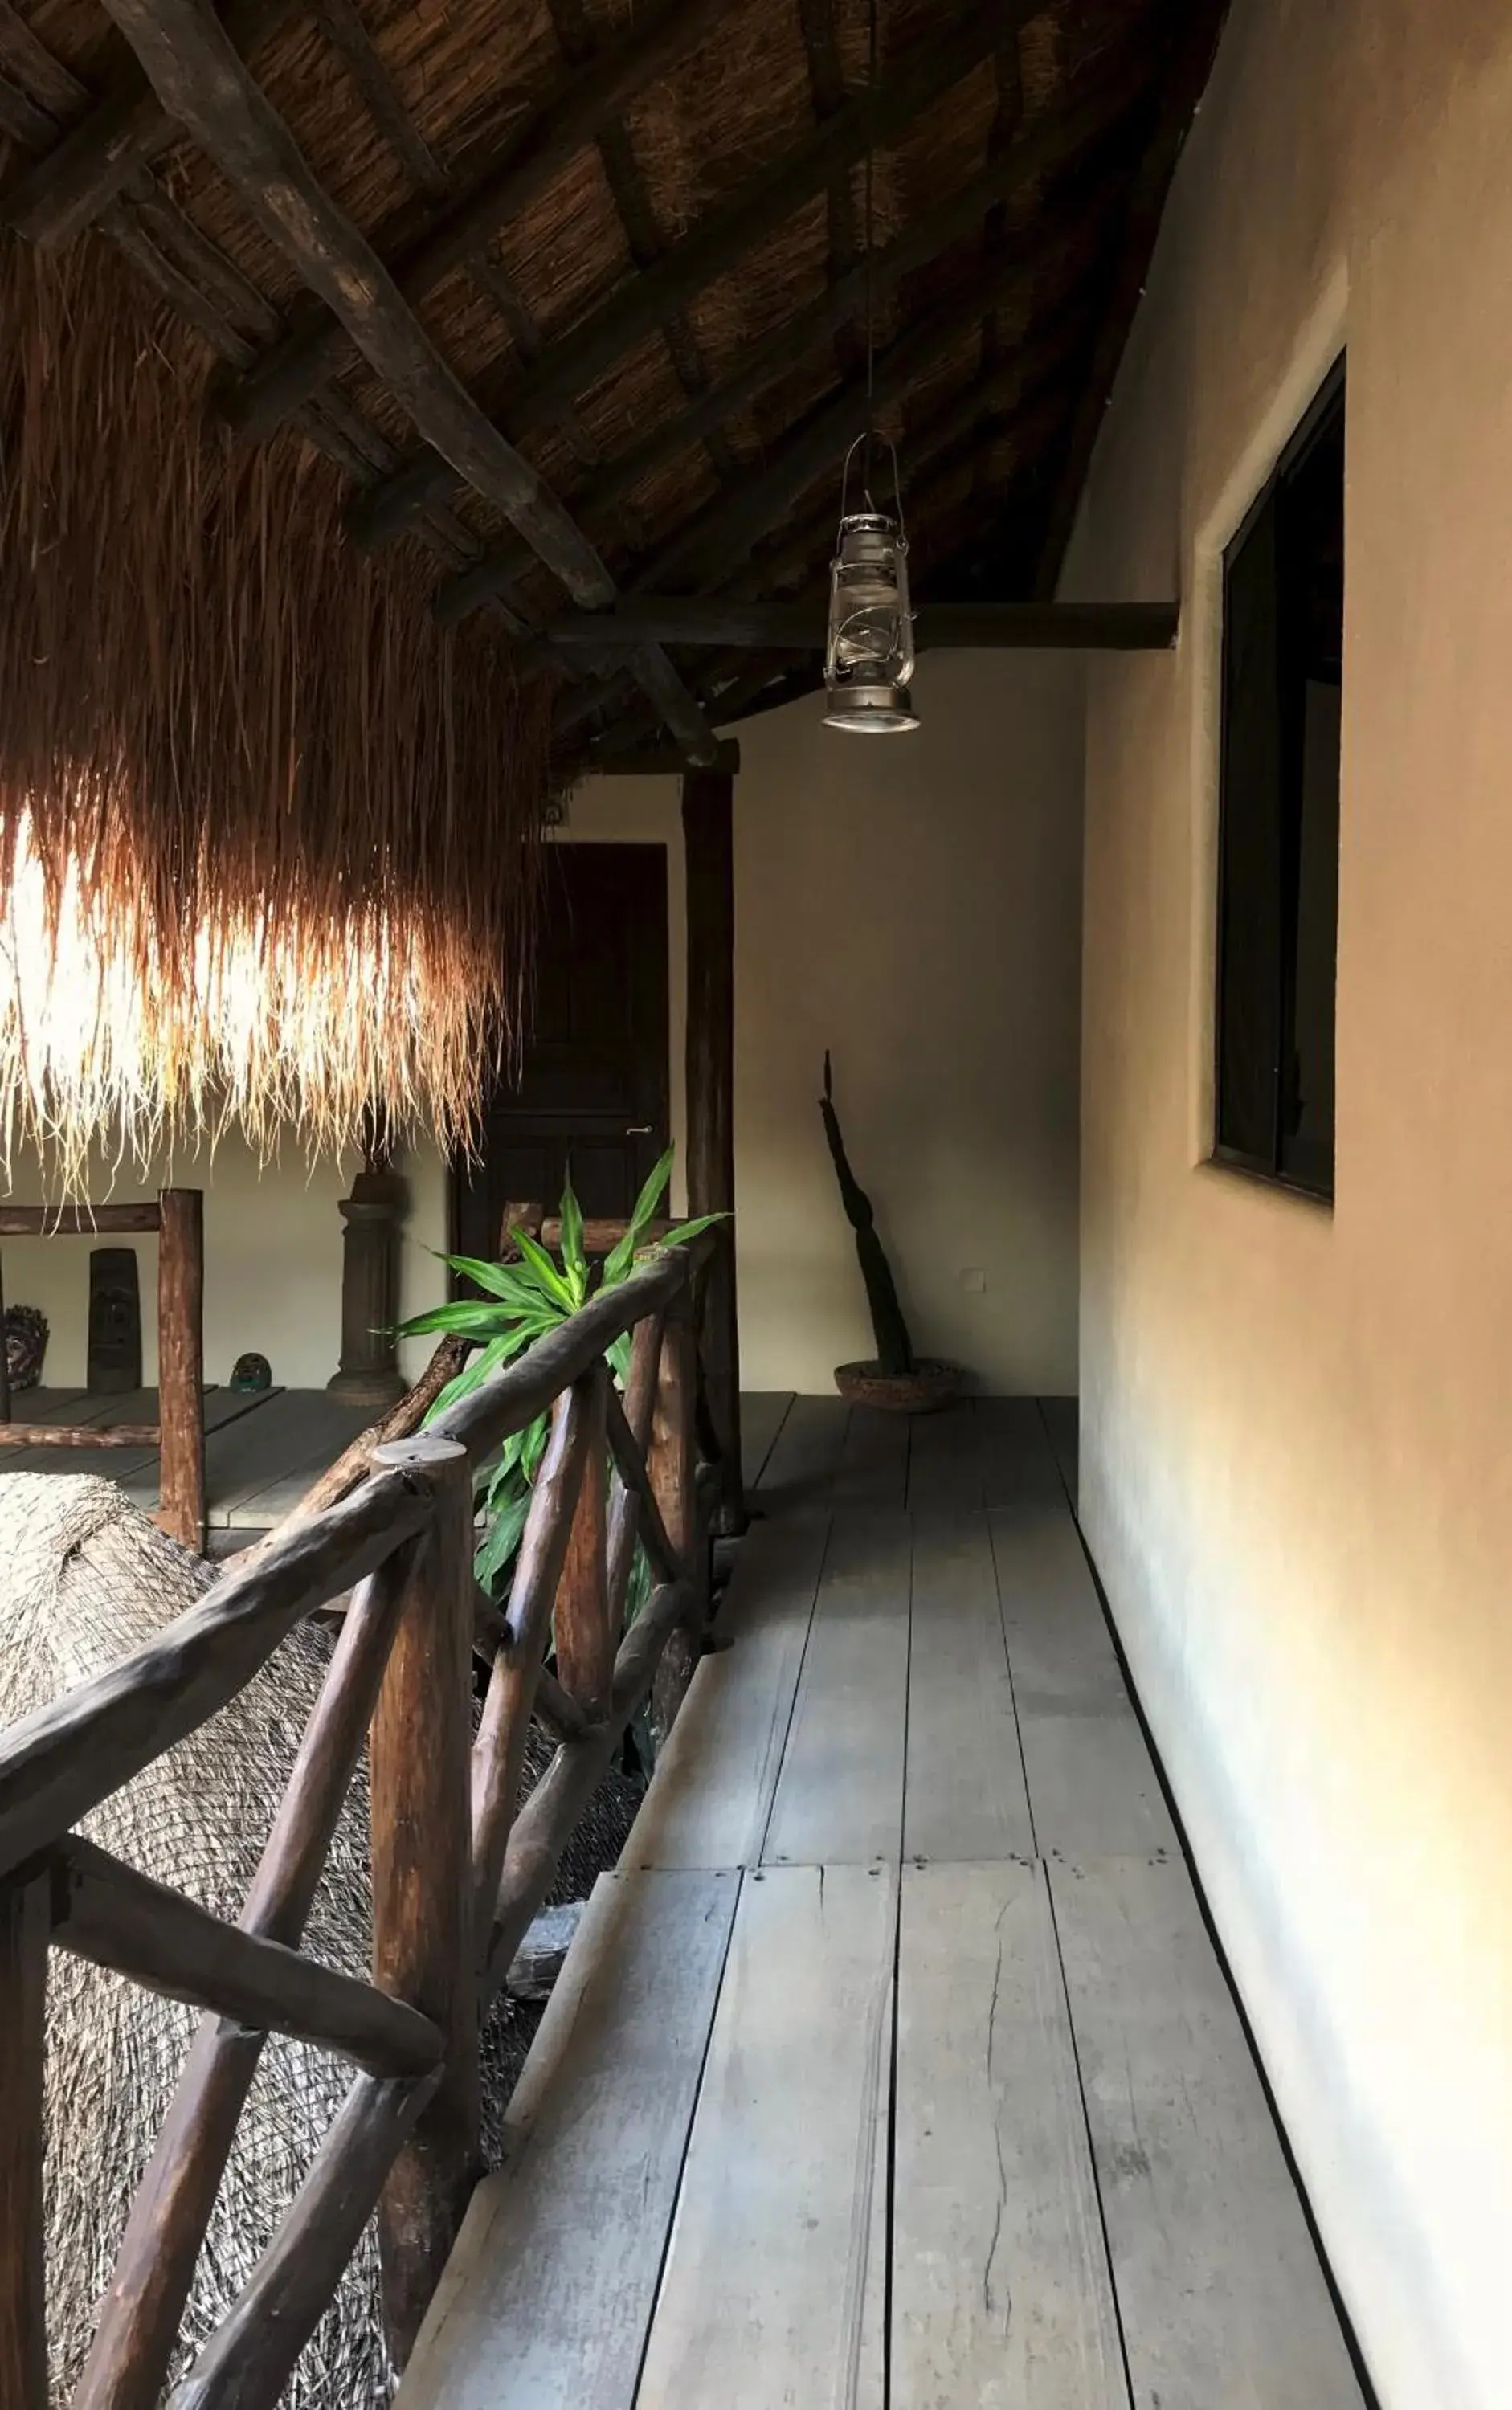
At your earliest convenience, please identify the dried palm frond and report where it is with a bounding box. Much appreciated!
[0,233,566,1187]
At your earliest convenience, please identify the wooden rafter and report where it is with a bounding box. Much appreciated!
[409,69,1137,611]
[623,232,1096,598]
[216,0,736,441]
[0,0,292,245]
[544,0,740,489]
[307,0,447,200]
[96,0,721,764]
[330,0,1046,546]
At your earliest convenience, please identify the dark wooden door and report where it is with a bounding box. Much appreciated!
[452,844,670,1257]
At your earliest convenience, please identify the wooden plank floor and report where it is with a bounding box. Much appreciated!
[0,1386,368,1534]
[399,1393,1366,2410]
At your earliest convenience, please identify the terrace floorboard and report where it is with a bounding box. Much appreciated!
[397,1400,1367,2410]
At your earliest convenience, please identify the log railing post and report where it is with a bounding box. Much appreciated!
[0,1872,48,2410]
[682,765,743,1532]
[368,1438,479,2369]
[156,1188,205,1554]
[647,1301,705,1736]
[552,1364,612,1722]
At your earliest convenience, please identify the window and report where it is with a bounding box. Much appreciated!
[1215,359,1344,1199]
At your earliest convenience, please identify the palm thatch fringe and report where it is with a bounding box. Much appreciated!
[0,231,565,1185]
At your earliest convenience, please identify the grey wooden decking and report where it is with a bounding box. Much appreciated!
[0,1386,372,1535]
[398,1394,1366,2410]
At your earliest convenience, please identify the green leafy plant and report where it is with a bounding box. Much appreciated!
[397,1146,722,1601]
[819,1051,916,1375]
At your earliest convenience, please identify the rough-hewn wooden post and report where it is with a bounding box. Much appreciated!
[682,766,743,1530]
[647,1302,703,1735]
[156,1189,204,1554]
[369,1437,478,2367]
[553,1363,612,1721]
[0,1873,48,2409]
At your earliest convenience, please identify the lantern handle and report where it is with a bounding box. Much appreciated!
[838,431,905,528]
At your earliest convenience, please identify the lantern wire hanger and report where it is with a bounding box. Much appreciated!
[823,0,919,733]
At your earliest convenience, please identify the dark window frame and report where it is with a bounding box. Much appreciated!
[1213,355,1345,1203]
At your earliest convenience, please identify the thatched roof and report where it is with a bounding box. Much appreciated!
[0,0,1227,1164]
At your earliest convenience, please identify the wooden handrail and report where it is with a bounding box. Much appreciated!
[0,1227,721,2407]
[0,1467,433,1880]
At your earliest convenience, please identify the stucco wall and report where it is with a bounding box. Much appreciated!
[1064,4,1512,2405]
[2,651,1083,1396]
[568,648,1085,1395]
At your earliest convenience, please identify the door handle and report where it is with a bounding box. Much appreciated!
[626,1125,652,1136]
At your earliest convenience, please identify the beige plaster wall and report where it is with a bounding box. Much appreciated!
[5,649,1082,1397]
[1064,4,1512,2404]
[568,648,1085,1395]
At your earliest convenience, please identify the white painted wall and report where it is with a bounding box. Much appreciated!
[569,648,1085,1395]
[2,652,1084,1399]
[1065,3,1512,2404]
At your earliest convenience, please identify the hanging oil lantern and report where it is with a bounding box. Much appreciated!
[823,440,918,733]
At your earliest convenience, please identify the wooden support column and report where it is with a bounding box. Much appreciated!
[329,1144,408,1409]
[0,1873,48,2410]
[156,1188,204,1555]
[369,1437,479,2368]
[682,766,743,1531]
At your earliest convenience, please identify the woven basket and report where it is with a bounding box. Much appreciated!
[833,1358,965,1414]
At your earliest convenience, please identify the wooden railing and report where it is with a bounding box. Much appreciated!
[0,1191,206,1551]
[0,1232,718,2410]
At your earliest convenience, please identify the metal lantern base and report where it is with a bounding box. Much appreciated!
[822,681,920,733]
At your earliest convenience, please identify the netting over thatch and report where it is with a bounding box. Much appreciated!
[0,233,567,1183]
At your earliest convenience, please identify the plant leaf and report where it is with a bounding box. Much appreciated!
[663,1211,729,1249]
[558,1167,588,1308]
[603,1144,675,1285]
[509,1225,577,1311]
[439,1254,550,1311]
[397,1299,515,1341]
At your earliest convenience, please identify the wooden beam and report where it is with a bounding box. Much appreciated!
[50,1835,443,2077]
[0,0,293,247]
[1033,0,1230,596]
[427,75,1136,617]
[590,737,742,776]
[628,246,1089,599]
[98,0,609,607]
[340,0,1045,541]
[682,769,742,1531]
[0,1422,160,1449]
[574,369,1076,748]
[0,1200,160,1233]
[554,598,1179,650]
[96,0,721,762]
[219,0,736,439]
[307,0,446,199]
